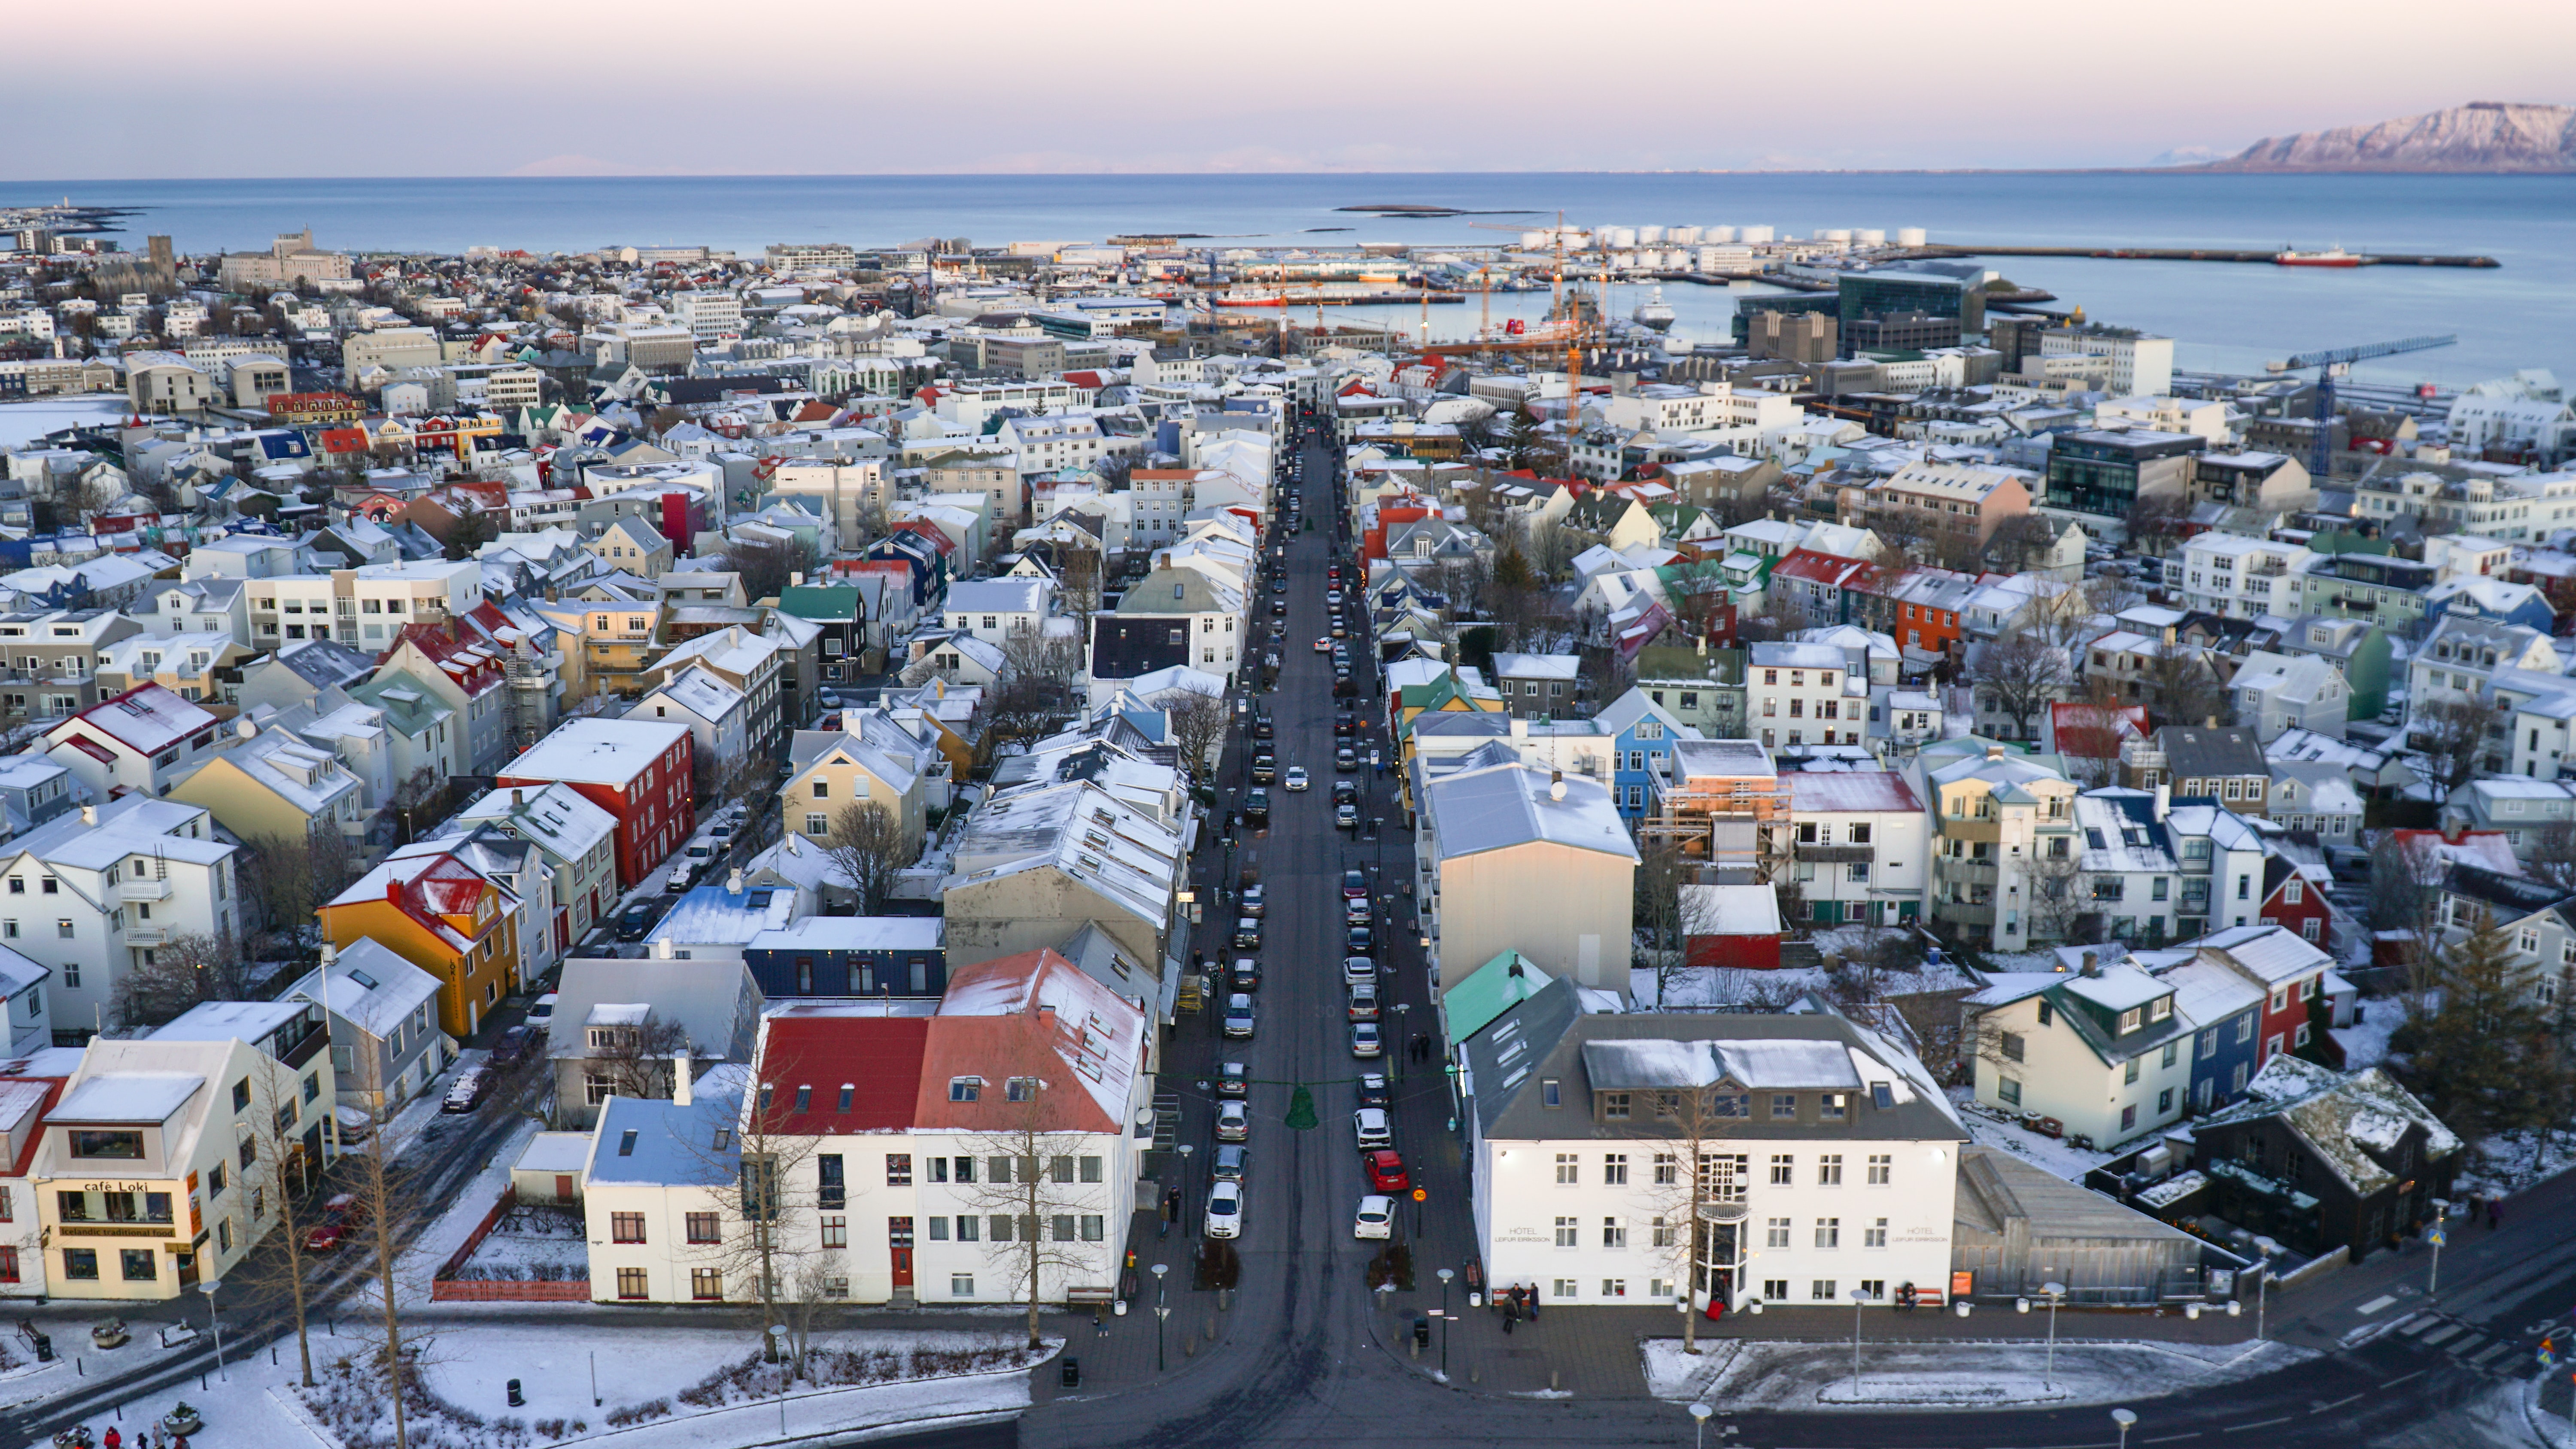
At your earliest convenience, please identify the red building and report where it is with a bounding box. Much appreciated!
[1680,883,1783,971]
[2256,856,2336,952]
[496,719,695,888]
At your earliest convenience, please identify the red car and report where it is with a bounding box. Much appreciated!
[304,1192,361,1252]
[1342,869,1369,900]
[1363,1149,1410,1194]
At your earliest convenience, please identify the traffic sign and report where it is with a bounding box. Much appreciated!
[1411,1188,1427,1202]
[2427,1227,2446,1248]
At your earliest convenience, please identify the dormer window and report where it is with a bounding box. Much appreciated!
[2149,997,2172,1022]
[949,1076,981,1102]
[2117,1007,2142,1034]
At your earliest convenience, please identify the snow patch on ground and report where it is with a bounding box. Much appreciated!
[1947,1087,2118,1182]
[383,1115,542,1291]
[2457,1127,2576,1199]
[2331,994,2404,1071]
[1643,1336,2313,1410]
[0,396,130,449]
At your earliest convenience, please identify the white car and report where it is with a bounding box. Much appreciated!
[1216,1100,1249,1142]
[1284,767,1309,792]
[1350,1020,1383,1058]
[1353,1106,1391,1148]
[1343,956,1376,987]
[1204,1179,1243,1239]
[1354,1194,1394,1240]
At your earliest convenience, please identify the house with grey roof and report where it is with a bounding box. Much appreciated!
[283,938,447,1113]
[1458,978,1964,1315]
[1417,745,1638,997]
[545,955,762,1129]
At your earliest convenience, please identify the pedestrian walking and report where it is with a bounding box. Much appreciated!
[2489,1197,2501,1230]
[104,1427,122,1449]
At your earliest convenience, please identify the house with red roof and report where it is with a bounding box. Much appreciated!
[579,948,1148,1307]
[41,683,225,799]
[378,618,513,774]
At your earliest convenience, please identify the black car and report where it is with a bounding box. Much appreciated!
[1334,714,1356,737]
[1243,788,1271,824]
[614,901,658,941]
[1271,599,1287,615]
[1332,779,1358,806]
[1255,716,1275,740]
[1356,1072,1390,1109]
[1346,925,1375,957]
[489,1025,536,1067]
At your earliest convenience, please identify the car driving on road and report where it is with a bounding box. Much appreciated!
[1284,766,1309,791]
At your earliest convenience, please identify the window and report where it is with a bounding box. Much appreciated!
[1603,1092,1631,1120]
[951,1273,976,1297]
[1818,1155,1843,1186]
[1554,1278,1580,1299]
[956,1214,979,1242]
[2159,1088,2175,1114]
[1866,1154,1891,1186]
[1865,1218,1889,1249]
[1771,1093,1798,1119]
[1601,1279,1628,1298]
[820,1215,848,1249]
[1007,1076,1039,1103]
[691,1269,723,1301]
[2118,1008,2142,1034]
[1770,1153,1794,1185]
[1081,1214,1106,1241]
[611,1212,646,1243]
[1554,1216,1579,1248]
[1653,1153,1678,1186]
[1998,1076,2022,1106]
[1598,1152,1631,1185]
[1540,1078,1561,1108]
[2120,1104,2138,1130]
[1815,1218,1841,1249]
[949,1077,981,1102]
[1602,1217,1627,1249]
[686,1212,720,1244]
[1811,1279,1838,1301]
[56,919,71,939]
[1080,1155,1103,1183]
[615,1267,649,1300]
[2124,1058,2141,1085]
[2000,1031,2025,1063]
[1652,1217,1677,1248]
[1820,1093,1847,1120]
[1555,1154,1578,1185]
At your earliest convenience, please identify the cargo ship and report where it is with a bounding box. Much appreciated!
[2274,246,2362,268]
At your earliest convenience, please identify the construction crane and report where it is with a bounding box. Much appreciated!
[2266,334,2456,480]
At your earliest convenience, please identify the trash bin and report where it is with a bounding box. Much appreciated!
[27,1330,51,1362]
[1060,1357,1081,1389]
[507,1379,524,1407]
[1412,1316,1431,1350]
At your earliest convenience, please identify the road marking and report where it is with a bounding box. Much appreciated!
[2450,1334,2490,1355]
[2356,1294,2397,1315]
[2469,1342,2515,1365]
[2311,1394,2363,1413]
[2227,1418,2293,1431]
[2418,1322,2466,1345]
[2382,1370,2427,1389]
[2397,1316,2440,1337]
[2141,1434,2202,1443]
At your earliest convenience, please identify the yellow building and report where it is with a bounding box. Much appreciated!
[318,851,521,1039]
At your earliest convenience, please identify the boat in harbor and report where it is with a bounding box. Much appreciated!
[1631,287,1675,330]
[2275,246,2362,268]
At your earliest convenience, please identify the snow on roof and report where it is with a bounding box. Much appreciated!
[450,781,618,865]
[1425,759,1638,864]
[501,717,690,785]
[150,997,311,1044]
[584,1088,740,1189]
[2194,923,2333,986]
[2205,1058,2461,1196]
[1679,883,1780,937]
[1786,771,1920,814]
[2059,964,2169,1014]
[283,939,444,1040]
[52,1072,204,1123]
[55,683,216,756]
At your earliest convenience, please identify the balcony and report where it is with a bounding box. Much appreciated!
[1935,900,1999,927]
[1935,859,2000,887]
[1694,1199,1750,1225]
[119,876,173,903]
[123,926,170,946]
[1794,843,1875,864]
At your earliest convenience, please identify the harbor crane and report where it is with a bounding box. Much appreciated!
[2265,334,2455,480]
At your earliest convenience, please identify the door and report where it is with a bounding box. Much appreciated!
[889,1217,915,1290]
[556,1174,576,1202]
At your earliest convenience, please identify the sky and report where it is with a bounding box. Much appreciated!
[3,0,2573,178]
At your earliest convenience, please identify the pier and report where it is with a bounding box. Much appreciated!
[1902,243,2500,268]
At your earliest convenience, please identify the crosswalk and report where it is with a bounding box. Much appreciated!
[2390,1310,2533,1379]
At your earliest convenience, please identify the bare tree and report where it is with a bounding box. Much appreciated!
[2530,821,2576,894]
[2025,845,2087,944]
[1156,685,1231,783]
[1054,542,1105,622]
[691,1073,828,1373]
[726,535,821,605]
[346,1098,419,1449]
[956,1019,1103,1350]
[112,928,253,1028]
[997,621,1081,713]
[2368,832,2453,1000]
[225,1051,329,1387]
[387,766,448,847]
[1632,838,1696,1005]
[1978,629,2072,743]
[2140,643,2225,730]
[2123,491,2190,555]
[245,833,356,955]
[2413,696,2505,794]
[1629,1081,1745,1355]
[820,802,910,916]
[577,1014,694,1112]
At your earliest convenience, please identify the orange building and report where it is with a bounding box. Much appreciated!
[319,852,522,1039]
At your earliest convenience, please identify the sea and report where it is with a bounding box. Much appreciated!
[6,170,2575,390]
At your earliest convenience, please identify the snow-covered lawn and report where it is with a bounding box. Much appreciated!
[2457,1128,2576,1199]
[384,1115,543,1291]
[1642,1337,2313,1410]
[452,1202,587,1281]
[1946,1087,2118,1182]
[2332,994,2405,1071]
[0,395,130,448]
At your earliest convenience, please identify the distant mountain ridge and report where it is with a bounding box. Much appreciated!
[2206,101,2576,172]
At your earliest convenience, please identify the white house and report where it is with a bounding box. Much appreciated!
[1963,955,2193,1152]
[1461,981,1965,1315]
[0,796,242,1041]
[1783,771,1929,929]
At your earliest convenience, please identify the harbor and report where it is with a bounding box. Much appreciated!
[1904,242,2501,268]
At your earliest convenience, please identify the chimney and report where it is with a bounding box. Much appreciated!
[2080,951,2100,978]
[389,876,402,903]
[511,788,522,806]
[790,571,804,587]
[2204,716,2218,729]
[79,805,95,826]
[672,1049,692,1106]
[728,867,744,895]
[2153,782,2171,822]
[1549,770,1567,802]
[1985,745,2005,761]
[319,943,338,967]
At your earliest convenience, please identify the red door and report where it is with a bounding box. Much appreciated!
[889,1217,914,1290]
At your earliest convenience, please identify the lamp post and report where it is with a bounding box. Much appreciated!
[772,1322,790,1436]
[1152,1263,1170,1371]
[2251,1235,2279,1340]
[2427,1199,2451,1300]
[200,1278,226,1382]
[1392,1001,1410,1085]
[2111,1407,2138,1449]
[2041,1281,2066,1391]
[1849,1286,1871,1398]
[1178,1144,1196,1230]
[1437,1267,1456,1378]
[1689,1401,1713,1449]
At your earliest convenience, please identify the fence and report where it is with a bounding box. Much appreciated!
[429,1184,595,1303]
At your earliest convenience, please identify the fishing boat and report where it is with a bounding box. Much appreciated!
[2274,246,2362,268]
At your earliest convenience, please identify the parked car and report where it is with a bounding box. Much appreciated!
[489,1025,535,1067]
[1354,1194,1394,1241]
[1343,870,1370,900]
[1231,956,1262,991]
[1251,757,1275,785]
[1335,746,1357,772]
[1346,925,1374,957]
[1224,993,1256,1038]
[1356,1072,1390,1109]
[1363,1149,1410,1193]
[614,902,657,941]
[1346,980,1379,1020]
[440,1066,488,1114]
[1216,1100,1250,1143]
[1217,1061,1249,1098]
[1233,917,1262,950]
[304,1192,361,1252]
[1284,767,1309,792]
[1204,1179,1243,1239]
[1343,956,1377,986]
[1212,1144,1250,1182]
[1334,714,1355,737]
[1241,882,1268,918]
[1332,779,1358,806]
[1345,896,1372,926]
[1255,715,1275,740]
[1335,802,1359,831]
[1349,1020,1383,1058]
[526,991,558,1025]
[1352,1106,1391,1147]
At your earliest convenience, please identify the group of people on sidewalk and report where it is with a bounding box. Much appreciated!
[1493,1282,1542,1334]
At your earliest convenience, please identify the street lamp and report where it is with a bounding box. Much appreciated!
[772,1322,791,1435]
[200,1278,226,1382]
[2427,1198,2451,1299]
[1688,1401,1713,1449]
[1849,1286,1871,1398]
[1436,1267,1456,1378]
[2040,1281,2066,1391]
[1392,1001,1410,1084]
[1178,1143,1196,1229]
[2111,1407,2138,1449]
[2251,1235,2280,1340]
[1152,1263,1171,1372]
